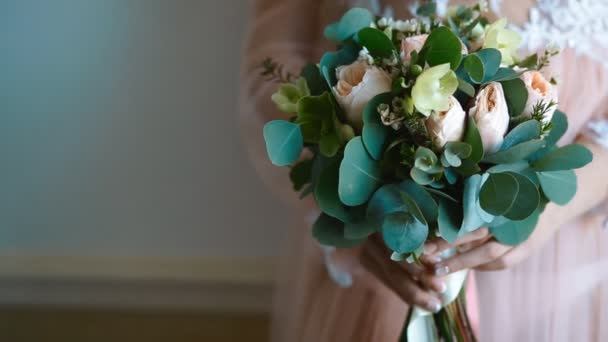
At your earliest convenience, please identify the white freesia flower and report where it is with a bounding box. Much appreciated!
[412,63,459,117]
[483,18,522,65]
[469,82,510,154]
[333,61,392,130]
[425,96,466,149]
[521,70,558,123]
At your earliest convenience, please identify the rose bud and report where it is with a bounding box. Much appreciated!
[333,60,392,130]
[521,70,558,123]
[425,96,466,149]
[469,82,510,154]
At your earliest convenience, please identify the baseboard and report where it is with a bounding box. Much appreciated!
[0,253,275,313]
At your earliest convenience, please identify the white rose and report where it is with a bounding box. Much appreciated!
[521,70,558,123]
[333,61,393,130]
[425,96,466,149]
[401,34,468,64]
[469,82,510,154]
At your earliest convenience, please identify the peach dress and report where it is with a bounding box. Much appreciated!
[239,1,608,341]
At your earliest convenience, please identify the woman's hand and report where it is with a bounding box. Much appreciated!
[359,235,445,313]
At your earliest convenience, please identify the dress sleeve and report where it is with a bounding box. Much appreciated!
[238,0,322,211]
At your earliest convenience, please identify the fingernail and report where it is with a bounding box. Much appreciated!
[435,265,450,277]
[425,255,442,264]
[427,299,441,313]
[437,282,447,294]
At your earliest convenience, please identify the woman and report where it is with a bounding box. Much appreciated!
[239,0,608,341]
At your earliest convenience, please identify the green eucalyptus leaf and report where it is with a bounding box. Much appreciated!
[502,172,540,220]
[323,8,375,43]
[314,162,349,221]
[263,120,303,166]
[544,110,568,146]
[500,78,528,117]
[410,167,435,185]
[488,68,520,82]
[382,212,429,253]
[463,49,501,84]
[419,26,463,70]
[426,188,459,203]
[400,191,427,225]
[464,117,484,162]
[313,214,365,248]
[482,139,546,164]
[358,27,396,58]
[464,54,484,83]
[479,172,519,216]
[442,142,472,167]
[366,184,404,220]
[344,219,377,239]
[296,93,334,143]
[487,161,529,174]
[363,93,393,160]
[290,159,313,191]
[501,120,541,151]
[339,137,382,206]
[537,170,577,205]
[437,199,462,243]
[457,78,476,97]
[531,144,593,172]
[454,159,481,176]
[460,175,487,234]
[399,180,439,224]
[490,209,540,246]
[320,46,358,87]
[416,1,437,16]
[414,147,440,172]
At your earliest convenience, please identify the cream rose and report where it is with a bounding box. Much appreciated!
[521,70,558,123]
[401,34,469,64]
[333,61,392,130]
[469,82,510,154]
[425,96,466,149]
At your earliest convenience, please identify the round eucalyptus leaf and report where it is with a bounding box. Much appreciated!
[463,117,484,162]
[399,180,439,224]
[362,93,393,160]
[490,209,540,246]
[475,48,501,82]
[419,26,463,70]
[400,191,427,225]
[437,199,462,243]
[339,137,382,206]
[464,54,484,83]
[320,47,358,87]
[366,184,404,220]
[263,120,303,166]
[537,170,577,205]
[410,167,434,185]
[479,172,519,216]
[313,214,365,248]
[502,172,540,220]
[460,175,488,234]
[344,219,377,239]
[487,68,520,82]
[544,110,568,146]
[531,144,593,172]
[382,212,429,253]
[323,8,374,43]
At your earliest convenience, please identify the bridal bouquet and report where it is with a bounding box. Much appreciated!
[260,1,592,341]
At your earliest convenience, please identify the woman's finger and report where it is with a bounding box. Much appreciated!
[423,228,490,256]
[431,240,512,275]
[385,261,442,312]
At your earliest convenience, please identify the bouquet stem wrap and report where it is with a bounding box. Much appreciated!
[401,249,476,342]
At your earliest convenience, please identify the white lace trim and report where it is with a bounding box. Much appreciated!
[506,0,608,68]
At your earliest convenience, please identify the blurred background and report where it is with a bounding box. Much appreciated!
[0,1,294,341]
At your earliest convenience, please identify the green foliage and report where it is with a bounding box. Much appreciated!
[416,1,438,17]
[314,161,350,222]
[457,78,476,97]
[441,142,472,167]
[399,180,439,224]
[463,48,501,84]
[339,137,382,206]
[501,120,541,150]
[320,46,358,87]
[324,8,374,43]
[479,172,540,220]
[319,133,341,157]
[537,170,577,205]
[382,212,428,253]
[344,219,377,240]
[263,120,303,166]
[410,147,443,186]
[464,118,484,162]
[460,175,487,234]
[503,172,540,220]
[531,144,593,172]
[544,110,568,146]
[419,26,463,70]
[366,184,405,220]
[363,93,393,160]
[313,214,365,248]
[490,209,540,246]
[300,64,328,96]
[290,159,313,191]
[296,93,333,143]
[437,199,462,243]
[500,78,528,117]
[487,68,520,82]
[357,27,396,58]
[483,139,546,164]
